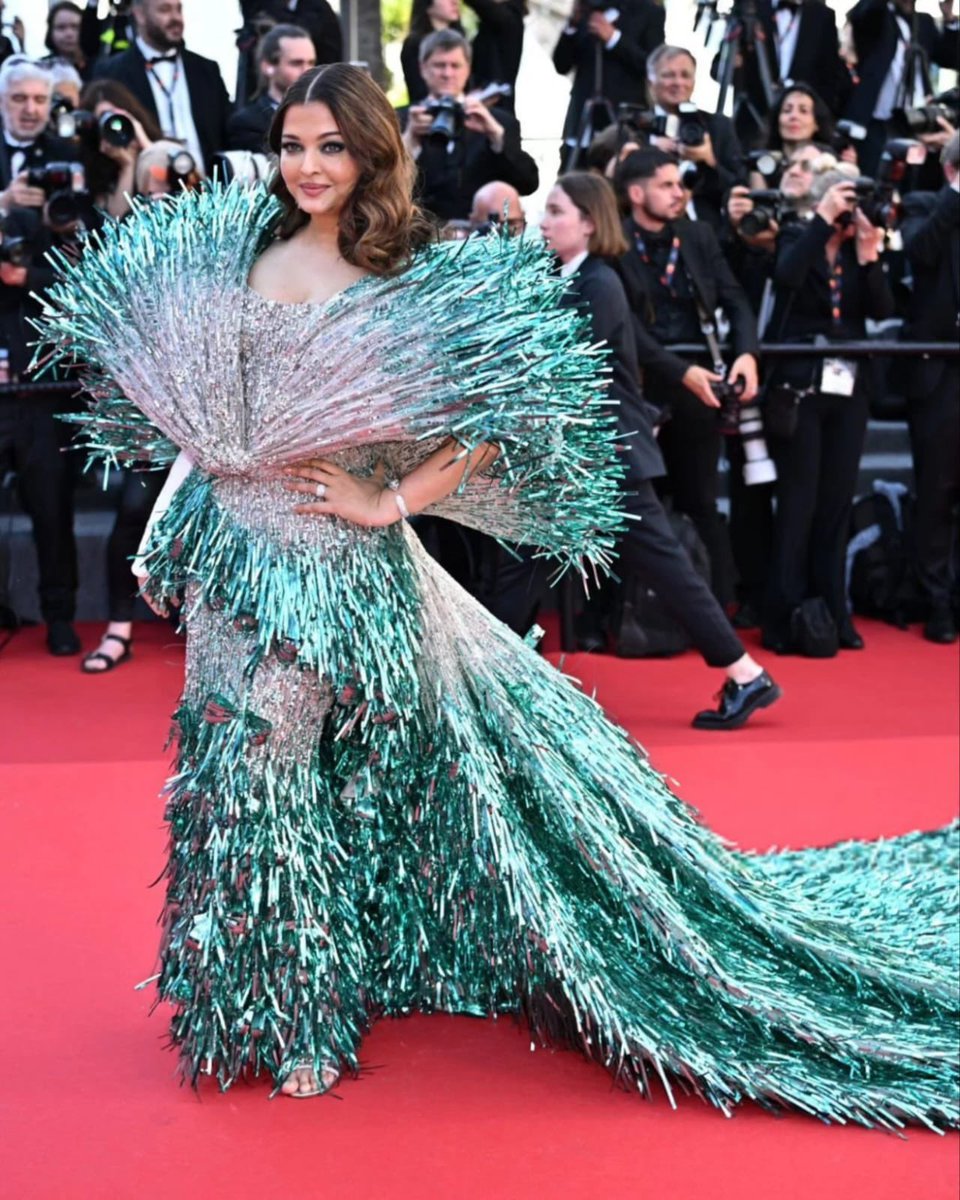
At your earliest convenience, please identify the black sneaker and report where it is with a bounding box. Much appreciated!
[46,620,81,656]
[691,671,782,731]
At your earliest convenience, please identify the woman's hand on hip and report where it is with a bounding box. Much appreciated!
[284,458,399,527]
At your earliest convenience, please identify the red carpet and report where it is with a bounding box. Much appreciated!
[1,619,957,1200]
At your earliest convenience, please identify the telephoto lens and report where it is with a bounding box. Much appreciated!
[738,405,777,485]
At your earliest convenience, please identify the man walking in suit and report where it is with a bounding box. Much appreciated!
[93,0,229,176]
[900,133,960,643]
[227,24,316,153]
[616,147,759,609]
[553,0,665,168]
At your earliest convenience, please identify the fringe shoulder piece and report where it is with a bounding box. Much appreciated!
[31,180,628,571]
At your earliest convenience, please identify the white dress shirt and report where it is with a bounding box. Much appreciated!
[559,250,589,278]
[773,3,802,80]
[136,35,205,174]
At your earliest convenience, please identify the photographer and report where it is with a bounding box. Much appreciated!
[402,30,537,222]
[762,164,896,655]
[402,0,464,105]
[227,24,316,153]
[616,147,760,610]
[553,0,665,169]
[0,56,92,656]
[844,0,959,175]
[540,171,780,729]
[75,78,162,218]
[642,45,745,234]
[898,132,960,644]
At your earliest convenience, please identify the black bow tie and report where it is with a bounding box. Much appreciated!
[774,0,799,10]
[147,52,177,65]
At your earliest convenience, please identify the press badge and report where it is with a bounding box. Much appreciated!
[820,358,857,396]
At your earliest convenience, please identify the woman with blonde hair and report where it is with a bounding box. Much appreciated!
[36,66,957,1124]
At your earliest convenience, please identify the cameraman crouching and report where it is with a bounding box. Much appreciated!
[0,55,91,655]
[762,163,895,656]
[402,29,538,222]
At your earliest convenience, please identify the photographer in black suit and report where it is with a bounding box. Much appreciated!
[615,147,759,610]
[900,133,960,643]
[402,30,538,222]
[844,0,959,174]
[540,172,780,729]
[553,0,665,168]
[227,24,316,153]
[0,57,89,655]
[644,45,745,234]
[93,0,229,175]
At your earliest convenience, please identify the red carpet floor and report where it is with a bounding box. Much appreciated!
[1,618,957,1200]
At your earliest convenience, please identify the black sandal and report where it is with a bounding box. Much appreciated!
[81,633,132,674]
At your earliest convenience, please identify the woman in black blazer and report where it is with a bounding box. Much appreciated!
[539,173,780,729]
[763,165,895,654]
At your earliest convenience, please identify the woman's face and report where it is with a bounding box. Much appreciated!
[539,185,593,264]
[279,102,361,222]
[51,7,82,55]
[778,91,817,145]
[428,0,460,25]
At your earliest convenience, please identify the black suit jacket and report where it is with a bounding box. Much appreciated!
[686,112,745,233]
[408,106,539,221]
[553,1,666,142]
[900,186,960,396]
[0,128,78,190]
[469,0,525,92]
[741,1,851,118]
[845,0,958,126]
[617,217,759,393]
[563,254,666,484]
[226,94,277,154]
[92,44,230,172]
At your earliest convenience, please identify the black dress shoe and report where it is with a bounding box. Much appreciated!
[837,624,865,650]
[46,620,81,656]
[924,606,959,644]
[691,671,782,731]
[731,601,761,630]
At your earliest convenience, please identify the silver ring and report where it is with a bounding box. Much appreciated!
[314,482,326,499]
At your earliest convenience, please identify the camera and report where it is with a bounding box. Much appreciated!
[833,118,867,156]
[53,107,136,150]
[739,188,782,237]
[615,102,708,148]
[714,375,747,436]
[672,102,708,148]
[25,161,90,228]
[0,220,30,268]
[423,95,465,142]
[892,89,959,138]
[745,149,783,185]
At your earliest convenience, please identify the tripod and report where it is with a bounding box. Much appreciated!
[566,34,615,171]
[711,0,777,146]
[893,5,933,112]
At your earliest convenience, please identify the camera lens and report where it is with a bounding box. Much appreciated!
[99,111,136,148]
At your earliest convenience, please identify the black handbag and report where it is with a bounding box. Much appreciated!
[789,597,839,658]
[762,382,805,438]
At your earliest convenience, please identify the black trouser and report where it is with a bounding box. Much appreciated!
[908,368,960,612]
[763,388,869,644]
[654,383,738,608]
[0,397,77,622]
[106,468,167,622]
[616,480,745,668]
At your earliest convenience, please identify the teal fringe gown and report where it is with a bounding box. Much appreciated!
[34,184,959,1129]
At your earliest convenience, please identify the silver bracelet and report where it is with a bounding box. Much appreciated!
[386,478,410,519]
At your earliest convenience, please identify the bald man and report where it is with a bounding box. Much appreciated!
[469,180,526,234]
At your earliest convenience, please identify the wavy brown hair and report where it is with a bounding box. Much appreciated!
[555,173,628,259]
[267,63,432,275]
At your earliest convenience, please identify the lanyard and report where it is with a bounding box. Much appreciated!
[634,230,681,296]
[828,259,844,327]
[147,57,181,136]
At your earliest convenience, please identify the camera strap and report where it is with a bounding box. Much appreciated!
[689,282,727,377]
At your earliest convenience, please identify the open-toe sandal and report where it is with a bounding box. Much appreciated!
[81,633,132,674]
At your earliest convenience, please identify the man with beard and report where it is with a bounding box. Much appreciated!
[93,0,229,175]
